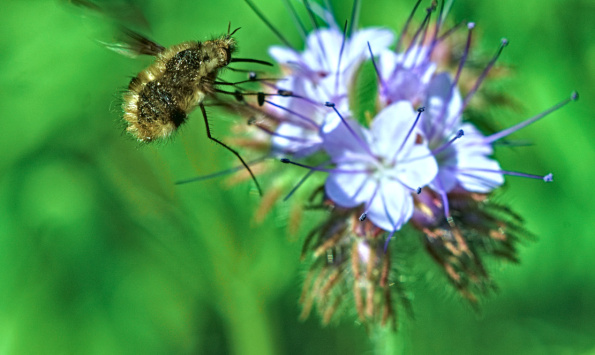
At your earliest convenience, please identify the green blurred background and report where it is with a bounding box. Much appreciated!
[1,0,594,354]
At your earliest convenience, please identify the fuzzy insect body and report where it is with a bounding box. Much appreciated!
[123,38,236,142]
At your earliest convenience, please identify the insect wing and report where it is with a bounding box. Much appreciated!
[66,0,163,57]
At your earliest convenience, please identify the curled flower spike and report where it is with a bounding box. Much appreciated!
[222,0,579,330]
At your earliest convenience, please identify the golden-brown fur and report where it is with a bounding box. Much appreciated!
[122,37,236,142]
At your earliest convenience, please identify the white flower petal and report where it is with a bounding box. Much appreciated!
[455,123,493,156]
[271,122,322,157]
[325,164,377,207]
[367,179,413,231]
[370,101,416,159]
[322,115,372,160]
[457,156,504,193]
[397,144,439,189]
[377,50,399,83]
[269,46,301,65]
[423,73,463,143]
[301,29,345,73]
[348,28,395,68]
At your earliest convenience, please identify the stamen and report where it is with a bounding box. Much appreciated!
[225,88,302,107]
[403,5,434,61]
[284,169,317,201]
[393,107,425,162]
[460,38,508,112]
[214,88,291,102]
[428,23,473,139]
[234,89,244,102]
[359,212,367,221]
[302,0,330,70]
[384,231,395,252]
[434,0,445,38]
[175,157,267,185]
[264,99,320,128]
[484,91,579,144]
[433,177,451,219]
[362,183,380,213]
[348,0,361,38]
[455,22,475,87]
[281,0,307,41]
[325,102,376,157]
[281,158,371,174]
[438,21,465,41]
[431,129,464,155]
[367,42,384,91]
[251,121,313,143]
[395,0,423,53]
[334,21,348,94]
[416,187,422,194]
[214,77,283,86]
[244,0,298,51]
[380,188,398,232]
[323,0,334,15]
[410,5,435,65]
[457,168,554,182]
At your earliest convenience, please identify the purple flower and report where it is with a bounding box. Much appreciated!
[267,75,349,157]
[422,72,504,194]
[377,45,436,105]
[264,21,394,157]
[269,26,394,87]
[322,101,438,231]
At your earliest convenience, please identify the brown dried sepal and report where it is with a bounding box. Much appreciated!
[299,206,404,330]
[413,191,533,305]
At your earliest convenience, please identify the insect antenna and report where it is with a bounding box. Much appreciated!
[227,23,242,38]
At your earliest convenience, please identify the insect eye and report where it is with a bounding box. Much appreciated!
[222,47,232,65]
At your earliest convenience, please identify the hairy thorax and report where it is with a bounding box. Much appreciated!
[122,37,235,142]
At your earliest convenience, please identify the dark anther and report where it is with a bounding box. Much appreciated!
[277,89,292,96]
[417,106,425,113]
[257,92,265,106]
[324,102,335,107]
[281,158,290,163]
[416,187,422,194]
[249,71,257,80]
[234,90,244,102]
[544,173,554,182]
[247,117,256,125]
[456,129,464,138]
[571,91,579,101]
[359,213,367,221]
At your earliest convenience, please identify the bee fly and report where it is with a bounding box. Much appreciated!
[70,0,269,195]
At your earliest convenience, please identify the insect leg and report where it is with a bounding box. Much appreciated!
[199,103,263,196]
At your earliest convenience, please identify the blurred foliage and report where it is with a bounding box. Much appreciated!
[1,0,594,354]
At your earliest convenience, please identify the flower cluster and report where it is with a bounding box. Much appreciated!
[219,0,577,329]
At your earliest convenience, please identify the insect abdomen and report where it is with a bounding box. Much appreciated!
[122,38,235,142]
